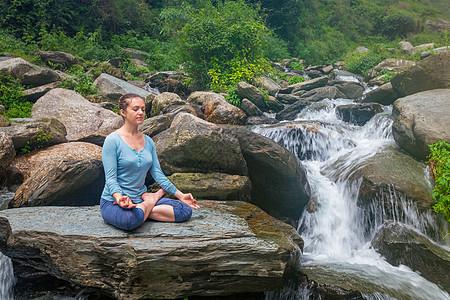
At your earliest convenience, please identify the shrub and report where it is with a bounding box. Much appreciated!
[20,129,54,154]
[381,13,418,38]
[343,51,387,76]
[428,141,450,225]
[225,88,241,106]
[0,72,33,119]
[59,65,98,97]
[288,76,306,85]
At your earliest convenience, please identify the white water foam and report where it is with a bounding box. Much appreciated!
[0,252,14,299]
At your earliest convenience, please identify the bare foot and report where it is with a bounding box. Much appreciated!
[141,189,166,204]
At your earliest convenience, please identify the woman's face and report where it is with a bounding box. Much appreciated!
[121,97,145,125]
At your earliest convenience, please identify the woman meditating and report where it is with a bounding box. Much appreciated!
[100,93,199,230]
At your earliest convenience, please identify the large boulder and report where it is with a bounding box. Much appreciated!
[372,221,450,292]
[147,72,190,96]
[139,114,175,137]
[21,68,62,86]
[279,77,328,94]
[22,81,61,102]
[0,132,15,174]
[9,142,103,207]
[31,88,123,144]
[425,18,450,32]
[361,82,399,105]
[365,59,416,81]
[0,201,303,299]
[0,118,67,151]
[93,73,149,102]
[252,76,281,96]
[228,127,311,220]
[235,81,266,110]
[335,103,383,126]
[187,91,246,125]
[150,173,252,202]
[150,92,185,117]
[153,114,248,176]
[36,50,79,67]
[0,57,34,78]
[276,94,302,105]
[392,89,450,160]
[331,81,365,99]
[294,86,345,101]
[391,52,450,97]
[240,99,263,117]
[276,100,310,121]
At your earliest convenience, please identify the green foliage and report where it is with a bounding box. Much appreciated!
[288,76,306,85]
[176,0,271,90]
[60,65,98,97]
[381,13,418,38]
[427,141,450,224]
[20,129,54,154]
[225,88,241,107]
[439,30,450,48]
[290,61,305,71]
[261,34,290,62]
[343,51,388,75]
[377,69,396,82]
[0,72,33,119]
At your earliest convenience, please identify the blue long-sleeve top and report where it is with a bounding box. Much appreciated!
[101,132,177,203]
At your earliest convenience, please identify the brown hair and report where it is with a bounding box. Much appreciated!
[118,93,144,111]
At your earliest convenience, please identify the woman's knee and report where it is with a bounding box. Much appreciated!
[100,200,145,230]
[156,198,192,222]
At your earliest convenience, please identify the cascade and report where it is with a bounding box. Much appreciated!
[256,99,450,299]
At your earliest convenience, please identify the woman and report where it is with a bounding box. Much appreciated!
[100,93,199,230]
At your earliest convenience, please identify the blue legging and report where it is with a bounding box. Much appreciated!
[100,198,192,230]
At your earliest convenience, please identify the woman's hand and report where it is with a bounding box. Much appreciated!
[113,195,137,209]
[177,192,200,209]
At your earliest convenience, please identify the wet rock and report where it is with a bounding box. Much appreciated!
[333,70,363,83]
[31,88,123,144]
[372,221,450,292]
[241,99,263,116]
[21,68,61,86]
[266,96,284,112]
[331,81,365,99]
[150,173,251,202]
[391,52,450,97]
[245,115,279,125]
[0,57,34,78]
[139,114,175,137]
[36,50,80,68]
[22,81,61,102]
[153,114,248,176]
[150,92,185,117]
[0,201,302,299]
[392,89,450,160]
[229,127,311,220]
[279,77,328,94]
[295,86,345,102]
[276,100,310,121]
[121,47,150,60]
[235,81,266,111]
[252,76,281,96]
[187,91,246,125]
[276,94,302,104]
[9,142,103,207]
[0,118,67,151]
[335,103,383,126]
[93,73,149,102]
[361,82,399,105]
[365,59,416,82]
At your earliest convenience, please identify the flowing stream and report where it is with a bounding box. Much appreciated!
[256,98,450,299]
[0,189,15,299]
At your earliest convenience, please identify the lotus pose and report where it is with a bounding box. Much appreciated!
[100,93,199,230]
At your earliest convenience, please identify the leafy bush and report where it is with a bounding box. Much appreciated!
[0,72,33,119]
[176,0,271,91]
[225,88,241,106]
[381,13,418,38]
[59,65,98,97]
[343,51,388,75]
[288,76,306,85]
[428,141,450,224]
[20,129,54,154]
[377,69,396,82]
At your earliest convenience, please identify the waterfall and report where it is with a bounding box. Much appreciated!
[0,253,14,299]
[256,99,450,299]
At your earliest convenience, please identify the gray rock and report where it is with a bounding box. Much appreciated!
[127,80,148,89]
[37,50,79,67]
[0,118,67,151]
[0,115,10,127]
[130,58,148,69]
[276,94,302,104]
[295,86,345,102]
[147,71,189,95]
[276,100,310,121]
[0,57,35,78]
[361,82,399,105]
[266,96,284,112]
[333,61,345,70]
[333,82,365,99]
[335,103,383,126]
[235,81,266,110]
[245,115,279,125]
[93,73,149,102]
[31,88,123,143]
[0,132,15,172]
[107,57,124,67]
[21,68,61,86]
[391,52,450,97]
[279,77,328,94]
[322,65,333,74]
[150,173,252,202]
[150,92,185,117]
[366,59,416,81]
[252,76,281,96]
[421,51,433,60]
[372,222,450,292]
[153,115,248,176]
[9,142,103,207]
[121,47,150,60]
[187,91,246,125]
[425,18,450,32]
[356,46,369,52]
[400,40,414,54]
[139,114,175,137]
[240,99,263,116]
[333,70,363,83]
[392,89,450,160]
[0,201,303,299]
[22,81,61,102]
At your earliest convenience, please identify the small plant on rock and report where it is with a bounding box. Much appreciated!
[20,129,54,154]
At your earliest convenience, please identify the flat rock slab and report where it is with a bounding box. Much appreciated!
[0,201,302,299]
